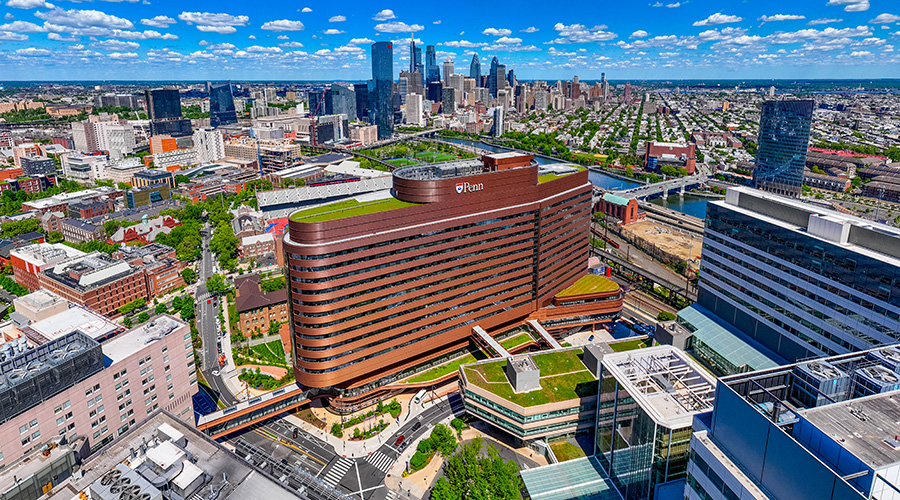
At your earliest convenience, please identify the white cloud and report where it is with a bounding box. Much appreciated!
[3,13,12,20]
[808,18,843,25]
[0,20,43,32]
[6,0,52,9]
[206,42,234,49]
[651,2,662,6]
[0,31,27,40]
[16,47,50,55]
[548,23,617,43]
[36,8,134,29]
[521,26,538,33]
[630,30,649,38]
[666,2,680,7]
[869,13,900,24]
[261,20,304,31]
[441,40,486,48]
[482,27,511,36]
[827,0,869,12]
[314,48,330,55]
[693,13,743,27]
[433,20,441,24]
[322,28,344,35]
[374,21,423,33]
[247,34,255,39]
[329,15,345,22]
[301,7,312,13]
[246,45,282,53]
[494,36,521,44]
[140,15,175,28]
[178,12,249,33]
[372,9,395,21]
[92,38,139,50]
[109,29,176,40]
[47,32,76,40]
[849,50,871,56]
[348,37,373,44]
[108,51,137,58]
[758,14,806,22]
[197,26,235,34]
[484,43,539,52]
[276,34,288,39]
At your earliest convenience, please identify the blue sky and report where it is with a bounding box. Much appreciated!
[0,0,898,81]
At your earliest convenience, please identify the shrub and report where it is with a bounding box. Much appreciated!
[416,438,432,454]
[409,451,427,471]
[657,311,676,322]
[331,423,343,438]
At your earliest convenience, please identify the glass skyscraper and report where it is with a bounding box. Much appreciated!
[425,45,439,84]
[145,88,191,137]
[325,84,356,120]
[489,57,499,97]
[409,40,422,74]
[353,83,368,121]
[371,42,393,140]
[469,53,480,81]
[207,81,237,128]
[698,187,900,363]
[752,99,814,197]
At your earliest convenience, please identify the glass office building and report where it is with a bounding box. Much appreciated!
[370,42,394,140]
[596,346,716,500]
[325,84,356,120]
[752,99,814,197]
[699,187,900,363]
[145,88,191,137]
[207,81,238,128]
[425,45,439,84]
[470,53,481,81]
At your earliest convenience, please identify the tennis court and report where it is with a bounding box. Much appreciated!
[414,151,458,163]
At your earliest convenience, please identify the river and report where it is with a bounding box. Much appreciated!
[440,136,709,218]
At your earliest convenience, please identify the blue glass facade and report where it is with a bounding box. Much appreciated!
[489,57,499,97]
[371,42,393,140]
[145,89,181,119]
[470,53,481,81]
[207,81,237,128]
[325,84,356,120]
[752,99,814,197]
[425,45,439,84]
[699,194,900,363]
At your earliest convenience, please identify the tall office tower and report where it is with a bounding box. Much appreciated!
[687,348,900,500]
[489,56,499,97]
[469,53,481,81]
[326,84,357,120]
[752,99,814,197]
[449,74,465,93]
[207,81,237,128]
[425,45,440,84]
[307,90,325,116]
[426,81,443,103]
[507,69,515,88]
[283,153,592,409]
[623,82,632,103]
[496,64,507,94]
[371,42,394,140]
[409,39,422,74]
[534,90,549,111]
[600,73,608,101]
[442,58,454,87]
[463,78,477,105]
[353,83,369,120]
[145,89,192,137]
[490,106,504,137]
[397,76,409,104]
[696,187,900,364]
[441,87,456,114]
[406,93,424,126]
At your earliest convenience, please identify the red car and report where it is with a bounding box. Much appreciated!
[394,435,405,447]
[207,299,211,304]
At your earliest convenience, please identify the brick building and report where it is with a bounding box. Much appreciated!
[9,243,87,291]
[38,253,149,317]
[68,200,111,219]
[644,141,697,175]
[113,243,186,298]
[596,192,644,225]
[234,274,289,341]
[60,219,106,243]
[240,232,275,259]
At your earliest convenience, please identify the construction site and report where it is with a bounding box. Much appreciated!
[618,220,703,270]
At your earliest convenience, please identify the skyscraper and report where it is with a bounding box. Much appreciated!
[507,69,515,87]
[207,81,238,128]
[490,106,504,137]
[353,83,369,121]
[442,58,454,87]
[489,57,499,98]
[409,39,422,74]
[371,41,394,140]
[752,99,814,197]
[145,88,191,137]
[307,90,325,116]
[425,45,440,84]
[326,83,356,120]
[426,81,443,103]
[441,87,455,115]
[496,64,507,95]
[600,73,608,101]
[469,53,481,81]
[624,82,632,103]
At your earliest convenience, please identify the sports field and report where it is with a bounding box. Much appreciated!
[384,157,420,167]
[414,151,458,163]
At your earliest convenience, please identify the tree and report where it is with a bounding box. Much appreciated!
[123,317,132,328]
[430,423,458,456]
[0,219,40,239]
[438,437,522,500]
[180,299,195,321]
[172,295,183,310]
[181,268,197,284]
[657,311,677,321]
[137,312,150,323]
[47,231,63,243]
[207,273,230,295]
[155,303,168,314]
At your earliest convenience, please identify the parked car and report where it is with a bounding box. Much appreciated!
[394,435,405,447]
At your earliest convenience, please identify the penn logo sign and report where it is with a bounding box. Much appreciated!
[455,182,484,194]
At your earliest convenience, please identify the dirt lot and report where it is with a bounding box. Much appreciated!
[621,220,703,263]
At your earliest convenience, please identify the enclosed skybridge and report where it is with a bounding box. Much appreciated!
[196,382,310,439]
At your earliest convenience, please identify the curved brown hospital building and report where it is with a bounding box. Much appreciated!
[283,153,605,407]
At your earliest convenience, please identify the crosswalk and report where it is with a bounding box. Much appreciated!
[322,458,353,488]
[386,490,398,500]
[366,451,394,473]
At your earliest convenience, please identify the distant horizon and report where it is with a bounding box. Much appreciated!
[3,78,900,84]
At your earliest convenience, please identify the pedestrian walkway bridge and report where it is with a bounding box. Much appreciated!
[197,382,310,439]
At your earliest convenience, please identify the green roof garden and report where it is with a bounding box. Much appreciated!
[538,174,563,184]
[556,275,620,298]
[289,197,418,223]
[462,348,597,407]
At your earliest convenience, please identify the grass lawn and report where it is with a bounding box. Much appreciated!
[290,197,418,223]
[609,338,653,352]
[404,349,488,384]
[463,348,598,406]
[500,333,532,350]
[414,151,457,163]
[248,340,288,366]
[550,441,588,462]
[384,157,419,167]
[538,174,562,184]
[556,275,620,298]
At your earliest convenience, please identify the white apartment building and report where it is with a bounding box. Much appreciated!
[192,127,225,164]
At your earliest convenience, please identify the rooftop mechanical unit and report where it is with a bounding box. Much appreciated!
[791,360,850,408]
[868,347,900,375]
[852,365,900,398]
[90,463,162,500]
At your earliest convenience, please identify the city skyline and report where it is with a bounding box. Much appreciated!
[0,1,897,80]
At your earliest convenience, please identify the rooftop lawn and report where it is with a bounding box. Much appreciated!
[609,338,653,352]
[538,174,562,184]
[500,333,533,350]
[550,441,588,462]
[403,349,488,384]
[556,275,620,298]
[463,348,598,406]
[290,197,418,223]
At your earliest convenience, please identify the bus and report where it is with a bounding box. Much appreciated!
[413,389,427,405]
